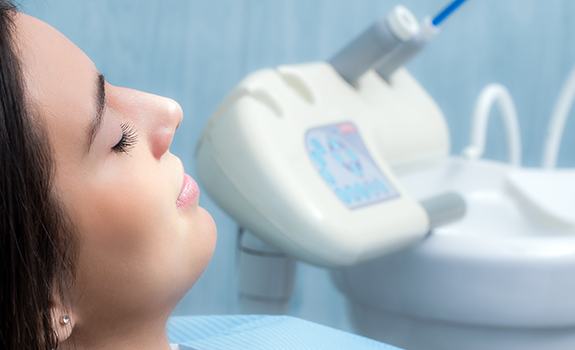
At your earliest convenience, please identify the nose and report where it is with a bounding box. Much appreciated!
[148,97,183,160]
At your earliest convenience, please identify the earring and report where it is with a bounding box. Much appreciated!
[59,314,71,326]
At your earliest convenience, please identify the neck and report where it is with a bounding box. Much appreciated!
[60,312,173,350]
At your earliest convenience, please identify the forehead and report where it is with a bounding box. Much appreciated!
[13,13,98,159]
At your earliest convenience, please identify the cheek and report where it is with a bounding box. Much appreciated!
[81,170,175,252]
[64,156,217,313]
[65,158,180,289]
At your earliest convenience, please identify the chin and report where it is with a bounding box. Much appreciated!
[185,207,217,280]
[198,206,217,260]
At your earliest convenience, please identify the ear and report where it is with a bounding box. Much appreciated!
[50,300,76,344]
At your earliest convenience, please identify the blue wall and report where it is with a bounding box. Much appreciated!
[23,0,575,331]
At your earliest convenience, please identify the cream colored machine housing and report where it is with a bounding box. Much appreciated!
[357,69,450,172]
[196,62,449,267]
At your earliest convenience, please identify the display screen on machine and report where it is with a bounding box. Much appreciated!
[305,122,399,209]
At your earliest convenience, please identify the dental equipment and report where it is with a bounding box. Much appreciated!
[543,65,575,168]
[375,0,467,81]
[331,0,468,85]
[463,84,523,167]
[330,5,419,85]
[507,168,575,227]
[432,0,468,27]
[465,63,575,169]
[196,2,468,267]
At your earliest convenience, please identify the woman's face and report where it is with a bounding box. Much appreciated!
[14,13,216,329]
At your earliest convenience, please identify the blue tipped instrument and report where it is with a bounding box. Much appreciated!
[330,0,469,84]
[375,0,469,81]
[432,0,468,27]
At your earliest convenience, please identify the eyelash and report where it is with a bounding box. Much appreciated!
[112,122,138,154]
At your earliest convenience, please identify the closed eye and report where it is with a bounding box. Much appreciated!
[112,122,138,154]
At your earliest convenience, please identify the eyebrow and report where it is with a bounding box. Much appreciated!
[86,73,106,152]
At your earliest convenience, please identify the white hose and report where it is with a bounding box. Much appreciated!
[542,66,575,169]
[463,84,522,167]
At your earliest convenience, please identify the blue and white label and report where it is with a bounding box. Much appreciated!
[305,122,399,209]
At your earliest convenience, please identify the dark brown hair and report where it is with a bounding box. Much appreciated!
[0,1,77,349]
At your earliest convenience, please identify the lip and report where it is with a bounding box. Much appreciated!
[177,173,200,209]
